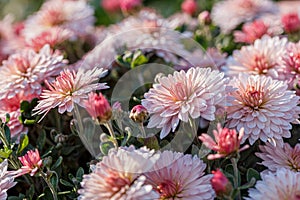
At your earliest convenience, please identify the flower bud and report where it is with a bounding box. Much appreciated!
[281,13,300,33]
[181,0,197,15]
[129,105,148,123]
[84,92,112,123]
[198,11,211,25]
[211,169,232,197]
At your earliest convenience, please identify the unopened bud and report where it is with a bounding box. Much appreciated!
[129,105,148,123]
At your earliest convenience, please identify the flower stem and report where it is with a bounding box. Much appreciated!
[40,172,58,200]
[104,122,118,148]
[231,157,241,200]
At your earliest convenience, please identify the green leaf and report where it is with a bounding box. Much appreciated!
[4,125,11,143]
[17,134,29,154]
[60,179,74,187]
[131,51,149,68]
[246,168,261,182]
[76,167,84,181]
[144,136,160,150]
[5,113,10,123]
[0,149,12,159]
[100,141,114,155]
[23,119,36,125]
[20,101,30,112]
[51,156,63,170]
[239,177,256,190]
[50,171,59,190]
[37,130,46,151]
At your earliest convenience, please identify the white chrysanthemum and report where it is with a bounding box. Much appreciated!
[256,142,300,172]
[142,67,229,138]
[145,151,215,199]
[211,0,278,33]
[226,73,300,145]
[0,44,67,99]
[224,36,287,79]
[78,146,160,200]
[246,168,300,200]
[0,160,18,199]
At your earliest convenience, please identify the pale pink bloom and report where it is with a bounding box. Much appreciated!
[0,160,21,199]
[26,27,73,51]
[198,11,211,25]
[211,0,278,33]
[181,0,198,15]
[83,92,112,123]
[234,20,270,44]
[199,123,249,160]
[101,0,120,12]
[33,68,108,119]
[0,92,37,140]
[145,151,215,199]
[0,44,67,99]
[18,149,43,176]
[78,146,160,199]
[120,0,142,12]
[22,0,95,39]
[281,12,300,33]
[282,41,300,92]
[226,73,300,145]
[256,142,300,172]
[129,105,148,123]
[211,169,232,197]
[142,67,229,139]
[246,168,300,200]
[224,36,287,79]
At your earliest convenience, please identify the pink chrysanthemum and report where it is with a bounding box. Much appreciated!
[281,12,300,33]
[142,67,228,139]
[33,68,108,119]
[234,20,270,44]
[145,151,215,199]
[18,149,43,176]
[226,73,300,145]
[256,142,300,172]
[224,36,287,79]
[0,44,67,99]
[0,160,20,199]
[78,146,160,199]
[211,0,277,34]
[245,168,300,200]
[199,123,249,160]
[26,27,72,51]
[22,0,95,39]
[0,92,37,140]
[281,41,300,91]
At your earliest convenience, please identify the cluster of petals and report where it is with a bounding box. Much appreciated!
[18,149,43,176]
[199,123,249,160]
[0,44,67,99]
[224,36,287,79]
[256,142,300,172]
[33,67,108,119]
[142,67,229,139]
[78,146,160,199]
[0,92,37,140]
[226,73,300,145]
[211,0,277,34]
[246,168,300,200]
[22,0,95,40]
[144,151,215,200]
[0,160,20,199]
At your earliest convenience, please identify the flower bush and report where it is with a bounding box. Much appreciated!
[0,0,300,199]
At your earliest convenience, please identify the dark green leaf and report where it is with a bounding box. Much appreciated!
[17,134,29,154]
[239,177,256,190]
[100,141,114,155]
[4,125,11,143]
[20,101,30,112]
[60,179,74,187]
[37,130,46,151]
[50,172,59,190]
[51,156,63,170]
[76,167,84,181]
[246,168,261,182]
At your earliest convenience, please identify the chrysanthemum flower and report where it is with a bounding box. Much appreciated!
[33,68,108,119]
[0,160,19,199]
[142,67,228,138]
[281,12,300,33]
[224,36,287,79]
[18,149,43,176]
[83,92,112,123]
[256,142,300,172]
[0,44,67,99]
[0,92,37,140]
[22,0,95,39]
[245,168,300,200]
[199,123,249,160]
[226,73,300,145]
[234,20,270,44]
[281,41,300,90]
[211,0,277,34]
[78,146,160,199]
[181,0,198,15]
[144,151,215,199]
